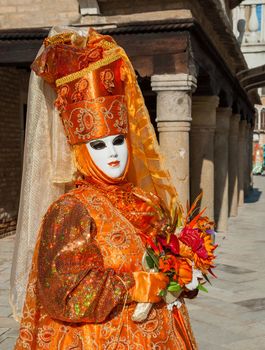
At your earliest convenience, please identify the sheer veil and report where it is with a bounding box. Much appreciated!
[9,27,79,321]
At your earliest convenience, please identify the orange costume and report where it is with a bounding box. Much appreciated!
[13,28,197,350]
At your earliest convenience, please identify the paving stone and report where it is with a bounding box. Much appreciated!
[0,328,9,337]
[4,327,20,337]
[236,297,265,311]
[0,305,13,317]
[217,263,255,274]
[0,317,18,328]
[0,336,17,350]
[187,176,265,350]
[222,336,265,350]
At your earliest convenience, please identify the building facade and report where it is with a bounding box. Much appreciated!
[233,1,265,149]
[0,0,258,236]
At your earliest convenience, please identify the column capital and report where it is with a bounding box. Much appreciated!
[192,95,219,129]
[157,121,191,133]
[216,107,232,116]
[192,96,220,110]
[191,125,216,133]
[151,73,197,92]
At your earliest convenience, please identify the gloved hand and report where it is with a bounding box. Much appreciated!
[130,271,169,303]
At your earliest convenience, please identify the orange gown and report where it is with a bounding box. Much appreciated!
[14,178,197,350]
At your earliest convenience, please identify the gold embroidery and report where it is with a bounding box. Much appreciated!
[100,69,115,92]
[56,53,122,87]
[100,39,117,50]
[54,85,69,110]
[44,32,74,47]
[72,78,89,103]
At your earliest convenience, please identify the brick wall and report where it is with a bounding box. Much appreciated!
[0,0,79,29]
[0,68,26,237]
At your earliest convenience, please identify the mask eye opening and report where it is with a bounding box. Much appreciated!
[113,135,125,146]
[89,140,107,150]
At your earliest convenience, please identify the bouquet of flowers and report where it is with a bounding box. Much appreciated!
[132,193,217,322]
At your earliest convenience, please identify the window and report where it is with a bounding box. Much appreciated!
[256,4,262,32]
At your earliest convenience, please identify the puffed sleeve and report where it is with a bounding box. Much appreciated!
[37,194,135,323]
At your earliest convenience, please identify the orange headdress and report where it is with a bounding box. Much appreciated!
[32,30,128,145]
[30,28,178,196]
[31,29,131,182]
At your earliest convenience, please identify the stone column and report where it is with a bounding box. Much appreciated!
[249,126,254,189]
[238,119,247,206]
[190,96,219,220]
[151,74,197,208]
[214,108,231,233]
[244,123,249,197]
[244,123,252,195]
[228,114,240,217]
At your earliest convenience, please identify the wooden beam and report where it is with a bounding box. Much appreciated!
[0,40,43,65]
[229,0,244,10]
[113,31,188,58]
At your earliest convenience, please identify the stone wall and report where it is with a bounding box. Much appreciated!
[0,68,26,237]
[0,0,79,29]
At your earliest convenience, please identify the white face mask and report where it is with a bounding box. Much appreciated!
[86,134,129,179]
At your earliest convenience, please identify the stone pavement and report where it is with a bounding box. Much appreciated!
[0,235,18,349]
[187,175,265,349]
[0,176,265,349]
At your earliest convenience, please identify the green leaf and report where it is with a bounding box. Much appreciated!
[169,281,179,286]
[197,284,208,293]
[159,289,166,297]
[145,255,155,269]
[146,247,159,269]
[168,284,182,292]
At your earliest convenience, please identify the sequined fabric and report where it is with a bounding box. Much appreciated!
[14,180,197,349]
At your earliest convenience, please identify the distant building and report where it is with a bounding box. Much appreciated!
[233,1,265,145]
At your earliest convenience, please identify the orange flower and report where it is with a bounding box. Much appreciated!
[179,241,194,260]
[193,233,217,273]
[159,255,177,272]
[171,258,192,286]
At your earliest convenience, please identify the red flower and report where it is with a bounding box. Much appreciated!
[157,234,179,255]
[179,227,208,259]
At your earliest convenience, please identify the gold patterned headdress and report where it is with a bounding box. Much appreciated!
[31,29,129,145]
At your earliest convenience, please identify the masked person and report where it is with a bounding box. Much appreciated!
[12,28,197,350]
